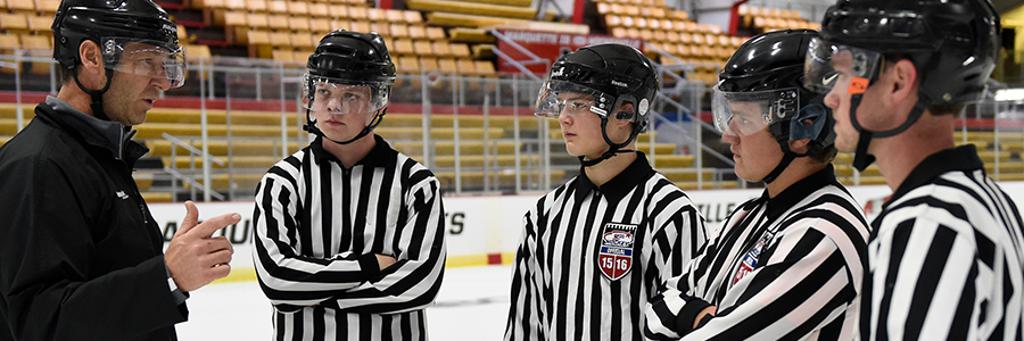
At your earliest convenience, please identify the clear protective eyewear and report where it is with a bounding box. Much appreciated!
[304,75,391,117]
[803,37,882,96]
[712,86,800,137]
[102,37,186,89]
[534,79,610,118]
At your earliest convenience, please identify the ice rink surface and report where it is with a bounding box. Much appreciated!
[177,265,514,340]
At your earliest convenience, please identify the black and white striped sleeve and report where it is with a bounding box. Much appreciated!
[647,218,862,340]
[252,166,381,310]
[504,193,550,341]
[329,177,447,314]
[646,181,706,287]
[860,210,978,340]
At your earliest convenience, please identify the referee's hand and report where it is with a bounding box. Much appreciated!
[376,255,396,270]
[165,201,242,292]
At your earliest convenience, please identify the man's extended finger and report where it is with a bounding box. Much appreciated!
[186,212,242,239]
[176,201,200,237]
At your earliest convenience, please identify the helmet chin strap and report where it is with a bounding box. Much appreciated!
[848,93,928,171]
[303,107,387,145]
[72,67,115,122]
[579,116,640,167]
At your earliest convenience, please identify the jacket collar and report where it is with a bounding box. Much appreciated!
[748,164,839,221]
[35,96,148,164]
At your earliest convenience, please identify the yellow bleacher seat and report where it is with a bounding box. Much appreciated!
[455,59,475,75]
[404,10,423,24]
[36,0,59,13]
[390,24,410,38]
[635,17,649,29]
[192,0,224,9]
[651,7,667,18]
[224,0,245,10]
[367,8,386,22]
[610,27,626,38]
[308,3,329,18]
[290,33,314,48]
[408,25,426,40]
[0,34,18,54]
[448,27,492,43]
[268,14,289,30]
[311,18,331,34]
[605,15,621,27]
[420,57,439,72]
[397,56,420,73]
[27,15,51,33]
[474,60,495,77]
[247,30,270,45]
[332,19,351,31]
[438,58,457,74]
[653,30,666,42]
[287,1,308,16]
[222,11,246,27]
[9,0,33,11]
[246,13,268,29]
[177,24,187,42]
[268,31,291,47]
[393,39,414,55]
[0,13,29,31]
[621,16,635,28]
[246,0,266,12]
[624,5,639,16]
[289,16,311,32]
[183,44,212,62]
[267,0,287,13]
[450,43,470,58]
[329,5,349,19]
[19,34,47,51]
[349,6,368,20]
[350,21,370,34]
[670,10,689,21]
[292,50,311,63]
[385,10,404,23]
[370,22,390,35]
[413,40,433,56]
[271,49,293,63]
[431,41,451,56]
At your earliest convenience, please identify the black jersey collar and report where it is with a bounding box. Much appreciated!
[573,151,656,202]
[36,96,148,164]
[311,134,398,169]
[885,144,984,209]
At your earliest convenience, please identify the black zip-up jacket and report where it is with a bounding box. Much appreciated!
[0,97,187,340]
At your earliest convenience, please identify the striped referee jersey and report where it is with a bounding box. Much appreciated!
[860,145,1024,340]
[253,134,446,340]
[645,165,870,340]
[505,152,708,341]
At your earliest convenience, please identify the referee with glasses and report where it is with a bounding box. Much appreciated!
[644,29,870,340]
[505,43,707,340]
[253,30,446,339]
[804,0,1024,339]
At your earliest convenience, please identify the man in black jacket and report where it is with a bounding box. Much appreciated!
[0,0,241,340]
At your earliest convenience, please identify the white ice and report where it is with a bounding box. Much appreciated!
[176,265,513,340]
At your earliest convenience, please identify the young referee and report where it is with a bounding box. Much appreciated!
[805,0,1024,338]
[504,43,708,340]
[644,29,870,340]
[252,30,446,339]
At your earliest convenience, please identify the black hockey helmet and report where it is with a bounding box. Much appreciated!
[714,29,835,183]
[53,0,184,120]
[302,30,397,145]
[535,43,660,167]
[804,0,1000,170]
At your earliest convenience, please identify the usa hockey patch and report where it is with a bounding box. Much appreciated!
[598,223,637,281]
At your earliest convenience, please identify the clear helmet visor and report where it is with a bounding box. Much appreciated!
[304,75,391,117]
[803,37,882,95]
[712,86,800,137]
[103,38,186,89]
[534,79,610,119]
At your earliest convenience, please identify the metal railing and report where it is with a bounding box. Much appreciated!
[3,51,1023,201]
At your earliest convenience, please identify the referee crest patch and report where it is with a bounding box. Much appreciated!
[598,223,637,281]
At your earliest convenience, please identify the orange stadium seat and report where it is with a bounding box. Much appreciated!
[404,10,423,24]
[267,0,287,13]
[431,41,451,56]
[0,13,28,31]
[289,16,311,32]
[329,5,349,19]
[390,23,410,38]
[413,40,433,56]
[308,3,329,18]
